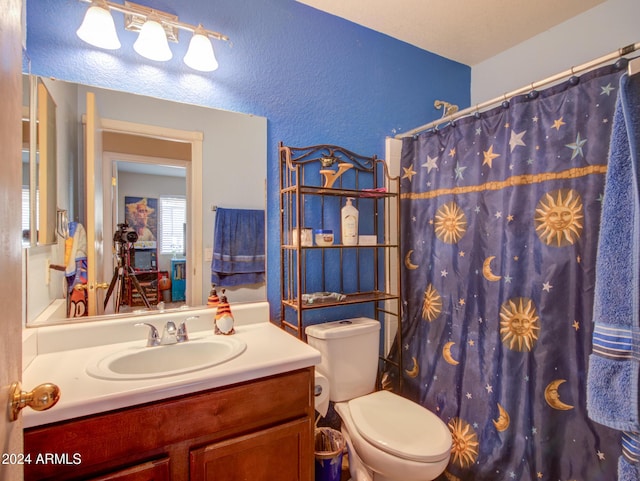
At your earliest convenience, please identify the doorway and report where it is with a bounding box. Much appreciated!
[105,153,188,313]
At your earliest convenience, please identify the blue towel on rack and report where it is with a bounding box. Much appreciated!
[211,208,265,287]
[587,72,640,478]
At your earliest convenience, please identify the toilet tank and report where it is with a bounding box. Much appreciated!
[305,317,380,402]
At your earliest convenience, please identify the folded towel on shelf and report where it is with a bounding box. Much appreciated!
[211,208,265,287]
[587,72,640,479]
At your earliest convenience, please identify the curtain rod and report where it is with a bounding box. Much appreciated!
[396,41,640,139]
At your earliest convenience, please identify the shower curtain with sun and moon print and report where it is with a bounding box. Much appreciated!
[390,63,629,481]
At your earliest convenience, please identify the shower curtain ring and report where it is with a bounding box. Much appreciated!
[568,66,581,85]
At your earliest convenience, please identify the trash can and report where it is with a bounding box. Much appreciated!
[314,427,345,481]
[161,289,171,303]
[158,273,171,303]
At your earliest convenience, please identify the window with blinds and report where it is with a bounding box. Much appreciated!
[159,195,186,255]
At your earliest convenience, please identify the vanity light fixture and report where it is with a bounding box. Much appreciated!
[76,0,229,72]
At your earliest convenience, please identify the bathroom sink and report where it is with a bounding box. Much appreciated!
[86,337,247,380]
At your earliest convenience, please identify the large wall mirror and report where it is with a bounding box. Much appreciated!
[24,77,267,327]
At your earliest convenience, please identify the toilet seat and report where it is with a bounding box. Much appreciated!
[348,390,452,463]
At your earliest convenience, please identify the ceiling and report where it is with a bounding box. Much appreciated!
[297,0,605,66]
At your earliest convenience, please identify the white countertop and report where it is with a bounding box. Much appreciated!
[22,304,320,428]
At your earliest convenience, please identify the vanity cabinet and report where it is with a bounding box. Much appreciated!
[24,368,314,481]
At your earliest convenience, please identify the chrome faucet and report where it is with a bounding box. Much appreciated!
[136,317,199,347]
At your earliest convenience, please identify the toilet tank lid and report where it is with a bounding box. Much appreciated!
[305,317,380,340]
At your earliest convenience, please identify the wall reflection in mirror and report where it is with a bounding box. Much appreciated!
[23,76,267,327]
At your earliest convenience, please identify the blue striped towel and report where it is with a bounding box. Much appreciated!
[587,72,640,480]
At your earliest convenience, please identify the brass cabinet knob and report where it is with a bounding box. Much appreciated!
[9,381,61,422]
[95,282,110,290]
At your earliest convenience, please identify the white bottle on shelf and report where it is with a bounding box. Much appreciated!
[341,197,359,245]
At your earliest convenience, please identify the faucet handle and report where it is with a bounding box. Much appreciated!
[177,316,199,343]
[177,321,189,343]
[162,321,178,345]
[135,322,160,347]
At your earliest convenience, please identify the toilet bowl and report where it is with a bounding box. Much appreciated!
[305,318,452,481]
[335,391,451,481]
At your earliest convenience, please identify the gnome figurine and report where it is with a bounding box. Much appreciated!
[214,289,235,335]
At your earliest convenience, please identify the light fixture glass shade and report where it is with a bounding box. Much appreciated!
[76,3,121,50]
[133,19,172,61]
[184,30,218,72]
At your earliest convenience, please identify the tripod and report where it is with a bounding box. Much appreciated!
[104,242,151,312]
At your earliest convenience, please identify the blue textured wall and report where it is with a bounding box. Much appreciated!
[26,0,470,319]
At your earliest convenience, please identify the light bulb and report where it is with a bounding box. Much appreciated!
[184,26,218,72]
[76,1,121,50]
[133,19,172,61]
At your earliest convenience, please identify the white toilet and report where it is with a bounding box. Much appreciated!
[306,318,452,481]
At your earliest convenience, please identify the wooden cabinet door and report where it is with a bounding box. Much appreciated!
[89,458,170,481]
[190,418,312,481]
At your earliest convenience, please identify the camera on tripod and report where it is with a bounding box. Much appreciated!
[113,223,138,245]
[105,223,151,312]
